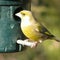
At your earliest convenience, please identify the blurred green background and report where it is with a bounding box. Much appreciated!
[0,0,60,60]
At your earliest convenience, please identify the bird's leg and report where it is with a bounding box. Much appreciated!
[31,40,42,48]
[30,40,43,48]
[39,40,42,43]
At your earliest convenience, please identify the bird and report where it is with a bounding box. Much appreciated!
[15,10,60,48]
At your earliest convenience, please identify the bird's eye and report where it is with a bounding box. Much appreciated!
[23,13,25,15]
[22,13,25,16]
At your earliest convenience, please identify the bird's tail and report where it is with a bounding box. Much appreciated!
[53,37,60,42]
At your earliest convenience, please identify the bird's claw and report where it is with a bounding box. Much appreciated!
[31,42,38,48]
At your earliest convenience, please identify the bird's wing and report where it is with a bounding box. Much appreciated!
[40,24,55,38]
[33,22,54,39]
[32,23,41,33]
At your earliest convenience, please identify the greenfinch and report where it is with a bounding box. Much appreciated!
[15,10,60,47]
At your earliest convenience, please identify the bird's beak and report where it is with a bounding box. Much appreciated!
[15,13,20,17]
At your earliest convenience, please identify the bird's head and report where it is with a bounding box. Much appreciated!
[15,10,33,20]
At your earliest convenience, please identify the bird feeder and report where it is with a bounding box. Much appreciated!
[0,0,31,53]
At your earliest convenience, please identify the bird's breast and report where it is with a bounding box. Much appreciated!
[21,21,41,41]
[21,19,32,27]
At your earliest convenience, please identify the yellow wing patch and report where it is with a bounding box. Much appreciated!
[45,32,51,35]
